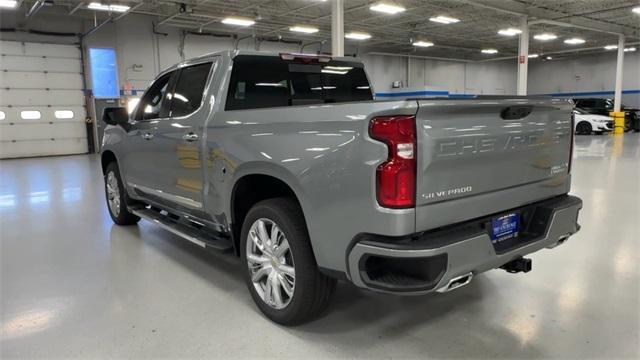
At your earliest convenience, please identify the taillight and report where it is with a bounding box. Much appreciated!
[569,112,575,173]
[369,115,416,208]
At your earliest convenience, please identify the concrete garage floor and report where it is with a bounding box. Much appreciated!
[1,134,638,359]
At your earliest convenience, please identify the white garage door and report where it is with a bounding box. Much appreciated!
[0,40,88,159]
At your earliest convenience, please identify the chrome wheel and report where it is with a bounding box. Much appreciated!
[106,171,121,217]
[246,218,295,310]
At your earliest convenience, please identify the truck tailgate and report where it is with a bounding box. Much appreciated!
[414,97,574,231]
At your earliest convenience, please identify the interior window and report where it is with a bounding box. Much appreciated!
[54,110,74,119]
[21,110,41,120]
[169,62,213,117]
[133,72,173,121]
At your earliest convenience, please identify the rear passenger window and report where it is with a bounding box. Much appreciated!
[227,59,290,110]
[225,55,372,111]
[169,62,213,118]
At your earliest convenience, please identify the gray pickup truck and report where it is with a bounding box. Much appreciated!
[100,50,582,325]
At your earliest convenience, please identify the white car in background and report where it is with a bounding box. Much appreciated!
[574,108,614,135]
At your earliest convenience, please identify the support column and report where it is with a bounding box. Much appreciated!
[517,16,529,96]
[613,34,624,112]
[331,0,344,57]
[612,34,625,134]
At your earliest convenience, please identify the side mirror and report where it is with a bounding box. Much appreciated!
[102,107,129,127]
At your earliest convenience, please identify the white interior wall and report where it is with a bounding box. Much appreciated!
[79,14,314,92]
[1,11,636,104]
[529,51,640,107]
[362,55,517,95]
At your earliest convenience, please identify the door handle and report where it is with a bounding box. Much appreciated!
[141,132,154,140]
[183,132,199,142]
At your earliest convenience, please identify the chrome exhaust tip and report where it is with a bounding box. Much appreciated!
[557,233,571,245]
[436,272,473,293]
[547,233,572,249]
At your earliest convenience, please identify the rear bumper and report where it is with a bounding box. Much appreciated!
[346,195,582,294]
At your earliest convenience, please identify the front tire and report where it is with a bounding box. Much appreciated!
[104,162,140,225]
[240,198,336,325]
[576,121,592,135]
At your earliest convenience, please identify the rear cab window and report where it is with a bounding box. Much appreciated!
[225,55,373,111]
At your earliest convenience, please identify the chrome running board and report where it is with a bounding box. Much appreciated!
[131,207,232,251]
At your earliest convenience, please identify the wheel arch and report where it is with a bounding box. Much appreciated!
[101,150,117,174]
[230,172,308,257]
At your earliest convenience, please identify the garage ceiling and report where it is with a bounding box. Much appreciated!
[11,0,640,60]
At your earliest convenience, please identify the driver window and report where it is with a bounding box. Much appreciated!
[133,72,173,121]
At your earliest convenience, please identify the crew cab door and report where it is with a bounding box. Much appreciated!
[121,70,177,196]
[141,60,216,215]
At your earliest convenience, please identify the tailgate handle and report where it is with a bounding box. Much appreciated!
[501,106,532,120]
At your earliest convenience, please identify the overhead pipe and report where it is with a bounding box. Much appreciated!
[234,35,253,50]
[476,41,640,62]
[69,2,83,15]
[114,3,145,21]
[365,52,471,63]
[300,40,325,54]
[81,17,113,38]
[158,11,182,26]
[25,0,49,18]
[528,19,623,37]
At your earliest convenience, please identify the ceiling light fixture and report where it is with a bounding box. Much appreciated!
[633,6,640,14]
[87,2,130,12]
[0,0,17,8]
[345,32,371,40]
[604,45,618,50]
[534,33,557,41]
[289,26,319,34]
[497,28,522,36]
[413,40,434,47]
[564,38,585,45]
[546,56,553,60]
[221,17,255,26]
[528,54,539,58]
[429,15,460,24]
[481,48,498,54]
[370,2,405,14]
[624,47,636,52]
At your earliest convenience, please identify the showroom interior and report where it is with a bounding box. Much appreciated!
[0,0,638,358]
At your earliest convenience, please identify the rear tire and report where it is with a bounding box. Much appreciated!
[104,162,140,225]
[576,121,592,135]
[240,198,336,325]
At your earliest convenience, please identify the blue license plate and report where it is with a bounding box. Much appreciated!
[490,213,519,243]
